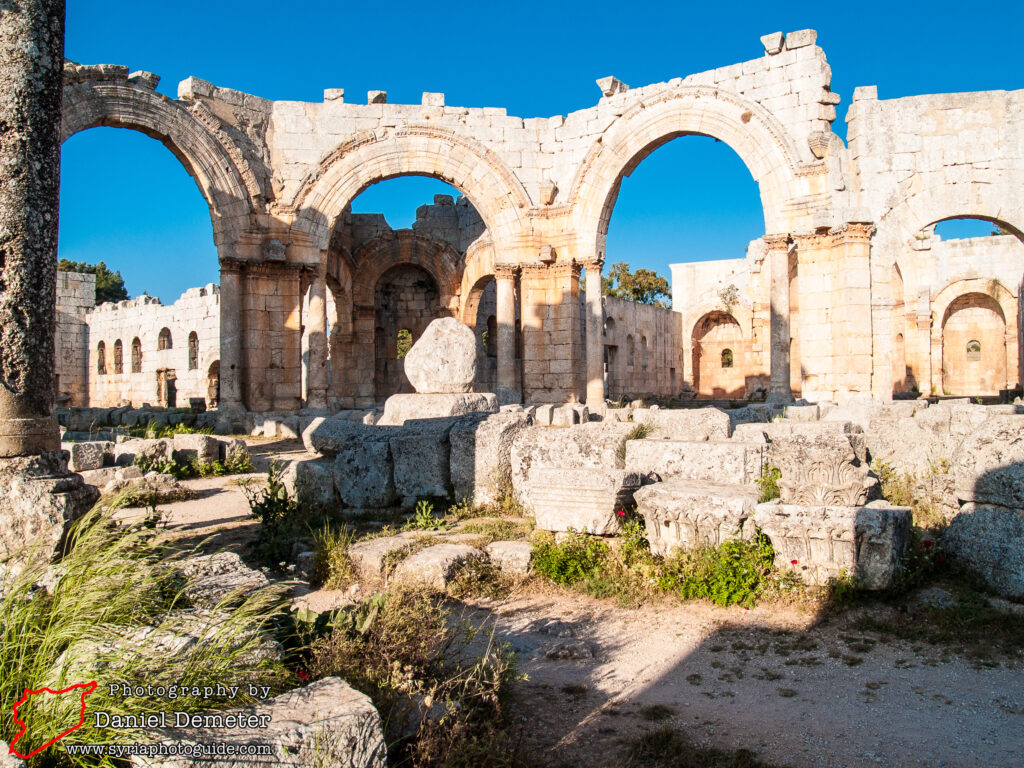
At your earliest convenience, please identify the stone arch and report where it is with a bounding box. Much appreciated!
[931,278,1017,395]
[289,126,530,252]
[351,231,463,314]
[61,78,255,257]
[570,85,807,259]
[691,310,746,399]
[458,237,495,321]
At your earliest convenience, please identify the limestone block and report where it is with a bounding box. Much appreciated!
[551,404,579,427]
[130,677,386,768]
[952,416,1024,508]
[509,422,636,507]
[64,440,113,472]
[632,407,731,441]
[333,439,397,508]
[114,438,173,467]
[534,404,554,426]
[784,404,819,422]
[348,536,413,579]
[283,457,338,507]
[378,392,498,426]
[625,440,764,485]
[304,417,380,456]
[527,467,643,535]
[450,412,531,506]
[178,552,270,609]
[769,431,876,505]
[403,317,477,394]
[485,540,533,576]
[943,503,1024,599]
[392,543,487,589]
[218,438,249,465]
[753,501,911,590]
[389,422,453,504]
[635,475,758,557]
[864,417,950,477]
[596,76,629,96]
[172,433,219,464]
[760,31,785,54]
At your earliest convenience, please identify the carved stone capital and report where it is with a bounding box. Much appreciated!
[762,233,791,251]
[494,263,520,281]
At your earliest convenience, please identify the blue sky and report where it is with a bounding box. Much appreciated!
[59,0,1024,302]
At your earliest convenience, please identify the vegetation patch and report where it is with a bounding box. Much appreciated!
[624,726,789,767]
[756,464,781,503]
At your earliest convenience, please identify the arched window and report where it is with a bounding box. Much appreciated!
[131,337,142,373]
[188,331,199,370]
[113,340,123,374]
[158,327,172,350]
[721,348,734,368]
[604,317,616,336]
[641,336,649,371]
[626,335,635,369]
[96,341,106,375]
[966,340,982,361]
[485,316,497,357]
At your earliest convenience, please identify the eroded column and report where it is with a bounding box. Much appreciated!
[218,263,244,411]
[495,264,520,404]
[305,273,329,409]
[765,234,793,403]
[583,259,605,411]
[0,0,65,456]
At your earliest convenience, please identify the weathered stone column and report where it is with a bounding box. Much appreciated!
[765,234,793,403]
[495,264,520,404]
[583,259,605,411]
[0,0,65,457]
[305,273,329,409]
[218,262,244,412]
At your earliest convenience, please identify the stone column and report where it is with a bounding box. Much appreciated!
[765,234,793,403]
[583,259,605,411]
[305,273,329,409]
[0,0,66,457]
[495,264,520,404]
[218,262,244,412]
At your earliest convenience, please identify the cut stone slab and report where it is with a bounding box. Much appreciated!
[943,503,1024,599]
[753,501,911,589]
[485,540,533,576]
[625,439,765,485]
[304,416,382,456]
[634,479,759,557]
[379,392,498,426]
[333,438,397,508]
[450,411,531,506]
[172,433,219,464]
[403,316,477,394]
[389,422,453,505]
[130,677,387,768]
[114,438,172,467]
[178,552,270,609]
[63,440,112,471]
[527,467,644,535]
[632,407,731,441]
[283,457,338,507]
[392,543,487,589]
[952,415,1024,508]
[347,536,414,579]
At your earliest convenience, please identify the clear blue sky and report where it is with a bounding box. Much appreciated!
[59,0,1024,302]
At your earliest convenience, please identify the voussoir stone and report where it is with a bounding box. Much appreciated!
[403,317,477,394]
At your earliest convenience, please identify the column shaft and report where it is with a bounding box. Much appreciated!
[495,265,519,404]
[765,234,793,403]
[218,265,244,410]
[584,260,605,410]
[306,275,328,408]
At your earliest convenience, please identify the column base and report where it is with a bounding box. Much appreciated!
[0,415,60,458]
[0,451,99,575]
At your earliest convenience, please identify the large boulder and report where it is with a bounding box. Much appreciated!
[450,411,531,506]
[527,467,643,535]
[634,480,758,557]
[952,415,1024,508]
[114,438,172,467]
[389,421,455,504]
[131,678,387,768]
[625,439,764,485]
[304,417,380,456]
[403,317,477,394]
[943,504,1024,599]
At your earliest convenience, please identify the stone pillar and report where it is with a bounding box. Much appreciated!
[583,259,605,411]
[520,262,584,404]
[305,273,329,409]
[352,305,377,408]
[0,0,65,457]
[765,234,793,403]
[218,262,244,412]
[495,264,520,404]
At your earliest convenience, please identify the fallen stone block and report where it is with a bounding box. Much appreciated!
[450,411,531,506]
[551,404,579,427]
[943,503,1024,599]
[766,429,876,505]
[392,543,487,589]
[632,407,731,441]
[178,552,270,608]
[389,422,453,505]
[347,536,415,580]
[63,440,113,471]
[634,479,759,557]
[485,540,533,576]
[625,439,764,485]
[304,417,381,456]
[403,317,477,394]
[114,438,172,467]
[130,677,387,768]
[283,457,338,507]
[378,392,498,426]
[334,438,397,508]
[952,415,1024,508]
[527,467,643,535]
[753,501,911,589]
[172,433,219,464]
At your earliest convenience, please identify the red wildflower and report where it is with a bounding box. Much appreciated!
[936,555,947,564]
[790,559,798,566]
[616,509,626,517]
[923,540,933,550]
[297,670,309,681]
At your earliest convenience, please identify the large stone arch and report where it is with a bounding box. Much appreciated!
[871,181,1024,397]
[569,85,809,259]
[351,230,464,314]
[458,237,496,324]
[61,76,255,258]
[289,126,530,253]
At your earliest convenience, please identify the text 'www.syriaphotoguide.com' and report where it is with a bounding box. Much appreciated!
[64,742,272,758]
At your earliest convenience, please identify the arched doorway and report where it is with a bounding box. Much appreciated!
[941,293,1007,396]
[692,311,745,398]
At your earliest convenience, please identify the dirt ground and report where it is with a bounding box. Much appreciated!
[134,447,1024,768]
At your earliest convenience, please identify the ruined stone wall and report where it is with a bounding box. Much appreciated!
[55,271,95,406]
[601,296,683,400]
[86,286,221,408]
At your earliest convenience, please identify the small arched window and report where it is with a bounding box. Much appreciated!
[966,340,981,361]
[626,335,635,369]
[131,337,142,373]
[722,348,734,368]
[158,327,172,350]
[604,317,616,336]
[188,331,199,370]
[96,342,106,375]
[113,340,123,374]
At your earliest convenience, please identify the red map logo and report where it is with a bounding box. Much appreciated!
[9,681,98,759]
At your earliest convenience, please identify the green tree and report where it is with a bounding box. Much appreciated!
[396,328,413,359]
[601,262,672,307]
[58,259,129,304]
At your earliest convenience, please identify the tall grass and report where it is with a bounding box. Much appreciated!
[0,507,289,766]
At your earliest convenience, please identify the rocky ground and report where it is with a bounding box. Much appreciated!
[135,443,1024,768]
